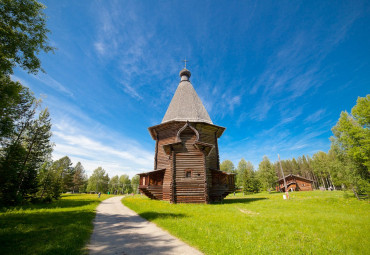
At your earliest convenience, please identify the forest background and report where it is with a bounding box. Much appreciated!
[0,0,368,206]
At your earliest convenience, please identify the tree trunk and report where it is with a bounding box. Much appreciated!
[321,177,326,189]
[352,186,360,200]
[311,172,319,189]
[327,177,331,189]
[329,174,336,190]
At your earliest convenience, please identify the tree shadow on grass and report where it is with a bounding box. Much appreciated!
[222,197,268,204]
[0,199,98,212]
[0,210,96,255]
[139,211,187,221]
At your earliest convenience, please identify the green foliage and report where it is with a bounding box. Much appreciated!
[0,142,27,204]
[131,175,140,194]
[257,156,277,192]
[220,160,235,173]
[0,76,34,140]
[236,158,248,188]
[37,161,62,201]
[119,174,132,194]
[244,170,260,194]
[312,152,330,184]
[352,95,370,128]
[72,162,87,193]
[86,167,109,193]
[0,0,54,75]
[236,158,259,193]
[331,95,370,197]
[272,155,317,188]
[0,98,53,205]
[333,112,367,166]
[123,191,369,255]
[108,174,136,194]
[108,175,120,194]
[51,156,74,193]
[0,194,113,255]
[0,0,54,205]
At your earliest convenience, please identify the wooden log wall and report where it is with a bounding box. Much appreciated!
[154,122,183,202]
[141,121,235,203]
[296,179,313,191]
[277,176,313,192]
[175,127,206,203]
[209,170,235,202]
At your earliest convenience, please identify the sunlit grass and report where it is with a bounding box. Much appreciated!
[0,194,113,255]
[123,191,369,255]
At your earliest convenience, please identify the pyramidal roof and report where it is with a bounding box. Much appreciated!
[161,68,213,124]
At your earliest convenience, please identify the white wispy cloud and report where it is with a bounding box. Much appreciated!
[228,96,241,111]
[304,109,326,123]
[94,42,106,55]
[246,8,361,123]
[249,100,272,121]
[91,1,190,103]
[53,131,152,167]
[32,72,74,97]
[221,126,329,169]
[120,82,143,100]
[11,75,31,87]
[52,118,153,177]
[44,94,153,178]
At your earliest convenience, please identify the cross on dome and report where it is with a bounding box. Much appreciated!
[182,58,188,69]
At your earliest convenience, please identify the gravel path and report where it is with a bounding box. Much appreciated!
[87,196,202,255]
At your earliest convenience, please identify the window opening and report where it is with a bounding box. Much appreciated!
[185,170,192,178]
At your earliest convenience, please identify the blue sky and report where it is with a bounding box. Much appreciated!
[12,0,370,177]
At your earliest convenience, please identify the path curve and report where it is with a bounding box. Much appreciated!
[87,196,202,255]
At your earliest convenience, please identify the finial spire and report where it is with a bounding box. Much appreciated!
[182,58,188,69]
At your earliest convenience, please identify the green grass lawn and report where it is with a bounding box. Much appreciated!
[0,194,113,255]
[123,191,369,255]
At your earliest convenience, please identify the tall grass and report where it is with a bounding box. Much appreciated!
[123,191,369,254]
[0,194,112,255]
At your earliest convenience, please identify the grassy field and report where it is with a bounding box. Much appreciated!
[123,191,369,255]
[0,194,113,255]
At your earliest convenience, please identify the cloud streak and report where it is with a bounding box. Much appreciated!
[52,119,153,177]
[33,72,74,97]
[246,8,361,123]
[304,109,326,123]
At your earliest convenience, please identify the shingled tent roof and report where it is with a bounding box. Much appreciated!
[162,68,213,124]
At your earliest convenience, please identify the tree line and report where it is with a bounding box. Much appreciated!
[221,95,370,199]
[85,165,140,195]
[1,1,368,205]
[37,156,140,197]
[0,0,140,205]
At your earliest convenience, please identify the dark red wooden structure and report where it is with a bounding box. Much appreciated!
[139,68,235,203]
[276,174,314,192]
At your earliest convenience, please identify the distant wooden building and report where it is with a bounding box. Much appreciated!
[276,174,314,192]
[138,68,235,203]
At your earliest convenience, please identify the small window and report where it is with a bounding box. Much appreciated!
[185,170,192,178]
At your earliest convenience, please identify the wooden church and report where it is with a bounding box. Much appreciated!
[138,68,235,203]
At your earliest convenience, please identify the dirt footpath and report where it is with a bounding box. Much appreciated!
[87,196,202,255]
